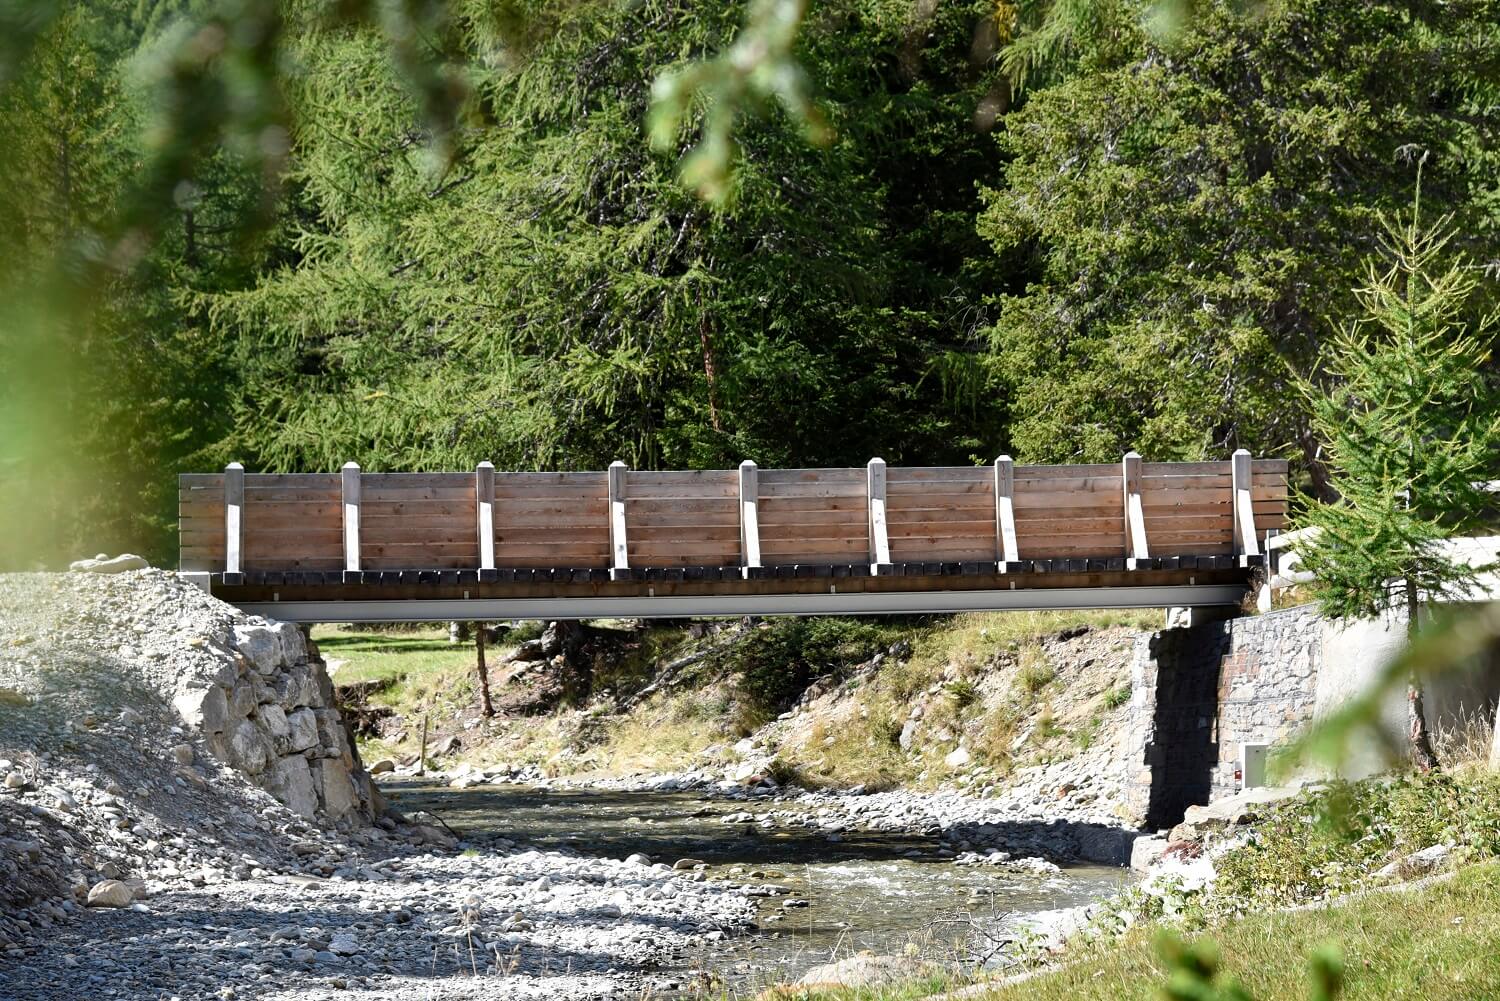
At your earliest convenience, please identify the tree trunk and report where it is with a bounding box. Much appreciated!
[1405,577,1439,772]
[474,622,494,718]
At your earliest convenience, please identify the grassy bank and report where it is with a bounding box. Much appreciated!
[777,861,1500,1001]
[315,610,1157,788]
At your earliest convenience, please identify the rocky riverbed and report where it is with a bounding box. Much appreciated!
[0,571,1136,999]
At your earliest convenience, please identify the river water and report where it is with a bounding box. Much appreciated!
[385,780,1128,991]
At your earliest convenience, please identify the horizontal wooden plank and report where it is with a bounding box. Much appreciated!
[244,490,342,506]
[360,473,470,488]
[495,526,608,542]
[887,506,1003,524]
[245,473,339,486]
[628,548,741,565]
[179,529,228,547]
[1251,459,1290,473]
[759,527,869,544]
[361,486,474,503]
[359,527,478,546]
[624,470,736,487]
[1012,463,1119,480]
[1140,461,1231,476]
[492,484,608,501]
[360,541,478,557]
[885,466,990,481]
[1140,473,1232,489]
[494,515,609,532]
[623,481,738,499]
[887,480,993,498]
[756,497,866,514]
[627,510,740,529]
[493,543,610,560]
[1139,489,1234,507]
[179,473,225,488]
[360,502,474,520]
[492,498,610,516]
[627,525,741,543]
[889,545,995,561]
[759,481,866,499]
[760,536,869,556]
[1013,493,1123,513]
[242,557,344,570]
[887,520,995,540]
[759,468,864,484]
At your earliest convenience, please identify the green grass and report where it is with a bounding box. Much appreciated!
[777,862,1500,1001]
[312,624,476,689]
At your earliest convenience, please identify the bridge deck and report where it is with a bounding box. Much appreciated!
[182,452,1286,621]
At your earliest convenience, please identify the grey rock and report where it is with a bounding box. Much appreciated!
[267,755,318,819]
[173,686,229,735]
[227,719,273,775]
[232,625,283,675]
[68,554,149,574]
[286,709,319,753]
[85,880,134,908]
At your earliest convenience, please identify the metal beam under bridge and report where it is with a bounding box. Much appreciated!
[234,584,1247,623]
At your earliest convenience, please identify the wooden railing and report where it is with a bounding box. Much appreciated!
[179,453,1288,581]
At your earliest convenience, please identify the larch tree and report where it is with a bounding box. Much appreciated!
[1294,193,1500,771]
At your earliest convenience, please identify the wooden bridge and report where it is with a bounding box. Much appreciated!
[179,452,1288,622]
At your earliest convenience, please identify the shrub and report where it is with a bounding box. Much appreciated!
[1215,769,1500,906]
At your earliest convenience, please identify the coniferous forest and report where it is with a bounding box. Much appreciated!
[2,0,1497,567]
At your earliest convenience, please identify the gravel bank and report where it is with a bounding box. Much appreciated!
[0,571,757,999]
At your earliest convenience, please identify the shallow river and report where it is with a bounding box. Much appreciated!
[386,780,1128,990]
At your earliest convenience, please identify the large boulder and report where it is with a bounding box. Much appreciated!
[86,880,134,908]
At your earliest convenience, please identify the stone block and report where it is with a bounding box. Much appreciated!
[173,686,228,735]
[314,759,358,821]
[228,681,257,720]
[227,719,274,775]
[273,623,308,665]
[286,709,320,753]
[257,704,291,744]
[232,625,283,674]
[268,755,318,819]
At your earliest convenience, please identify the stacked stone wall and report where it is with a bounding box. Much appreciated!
[1125,605,1322,829]
[172,622,376,827]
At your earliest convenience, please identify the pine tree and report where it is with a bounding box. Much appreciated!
[1295,191,1500,771]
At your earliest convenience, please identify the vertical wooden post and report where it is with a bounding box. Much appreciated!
[1122,451,1149,568]
[1257,528,1281,612]
[738,460,761,579]
[475,461,495,576]
[223,462,244,582]
[994,455,1019,570]
[608,461,630,580]
[1232,449,1259,564]
[341,461,361,580]
[867,457,892,574]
